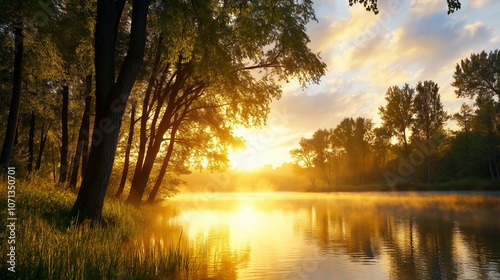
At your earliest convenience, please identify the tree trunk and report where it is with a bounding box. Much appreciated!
[487,133,495,181]
[69,81,93,189]
[70,0,150,221]
[427,152,431,185]
[115,102,136,198]
[81,74,92,176]
[127,138,163,205]
[404,133,418,186]
[35,123,49,171]
[147,124,179,203]
[361,150,365,186]
[51,145,56,183]
[28,111,35,173]
[493,135,500,181]
[59,84,69,183]
[427,136,431,185]
[0,26,24,167]
[132,40,163,198]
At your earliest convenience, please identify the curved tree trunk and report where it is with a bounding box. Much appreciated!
[0,26,24,167]
[115,102,136,198]
[147,124,179,203]
[69,87,93,189]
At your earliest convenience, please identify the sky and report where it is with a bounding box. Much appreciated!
[228,0,500,170]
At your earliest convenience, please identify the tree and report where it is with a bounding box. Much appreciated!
[373,126,392,185]
[452,50,500,99]
[124,0,326,205]
[413,81,448,184]
[115,102,136,198]
[310,128,334,188]
[472,94,500,181]
[353,117,373,185]
[334,117,357,184]
[451,103,473,175]
[379,84,418,186]
[290,137,317,189]
[0,0,62,168]
[70,0,151,221]
[0,25,23,168]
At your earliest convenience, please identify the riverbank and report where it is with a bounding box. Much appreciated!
[0,177,192,280]
[303,178,500,192]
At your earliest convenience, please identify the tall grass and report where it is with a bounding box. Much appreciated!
[0,176,193,279]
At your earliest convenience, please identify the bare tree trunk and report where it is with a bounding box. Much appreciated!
[51,146,56,182]
[404,133,418,186]
[35,123,49,171]
[69,79,93,189]
[127,138,163,205]
[59,84,69,183]
[0,26,24,167]
[115,102,136,198]
[147,124,179,203]
[493,137,500,181]
[28,111,35,173]
[488,132,496,181]
[81,75,92,177]
[70,0,150,221]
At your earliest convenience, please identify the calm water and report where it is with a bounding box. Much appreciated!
[146,192,500,279]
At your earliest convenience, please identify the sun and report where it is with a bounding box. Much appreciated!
[228,149,261,170]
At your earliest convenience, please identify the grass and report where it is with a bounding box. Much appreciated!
[0,176,194,280]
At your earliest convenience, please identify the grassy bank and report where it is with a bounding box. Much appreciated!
[0,177,193,280]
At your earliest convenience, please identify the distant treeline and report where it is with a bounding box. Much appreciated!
[290,50,500,190]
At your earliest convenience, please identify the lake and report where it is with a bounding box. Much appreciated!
[145,192,500,279]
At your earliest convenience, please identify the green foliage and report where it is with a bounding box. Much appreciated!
[379,84,415,144]
[452,49,500,98]
[413,81,448,140]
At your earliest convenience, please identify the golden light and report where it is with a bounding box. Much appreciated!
[228,127,262,170]
[228,149,262,170]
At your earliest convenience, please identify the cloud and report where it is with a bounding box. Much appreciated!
[246,0,500,167]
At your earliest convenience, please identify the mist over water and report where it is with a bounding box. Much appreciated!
[146,192,500,279]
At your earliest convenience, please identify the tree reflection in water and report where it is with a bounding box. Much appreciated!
[143,193,500,279]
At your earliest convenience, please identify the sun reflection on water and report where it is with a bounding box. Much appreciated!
[145,192,500,280]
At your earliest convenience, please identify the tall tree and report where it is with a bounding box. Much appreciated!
[68,78,93,190]
[290,137,317,189]
[452,50,500,99]
[379,84,418,186]
[70,0,151,221]
[59,84,69,182]
[115,102,136,198]
[310,129,333,188]
[334,117,357,184]
[353,117,373,185]
[472,94,500,181]
[0,25,23,167]
[413,80,448,184]
[373,126,392,185]
[125,0,326,205]
[451,103,473,175]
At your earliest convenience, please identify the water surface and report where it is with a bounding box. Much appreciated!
[149,192,500,279]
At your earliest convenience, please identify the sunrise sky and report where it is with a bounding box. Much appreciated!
[228,0,500,170]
